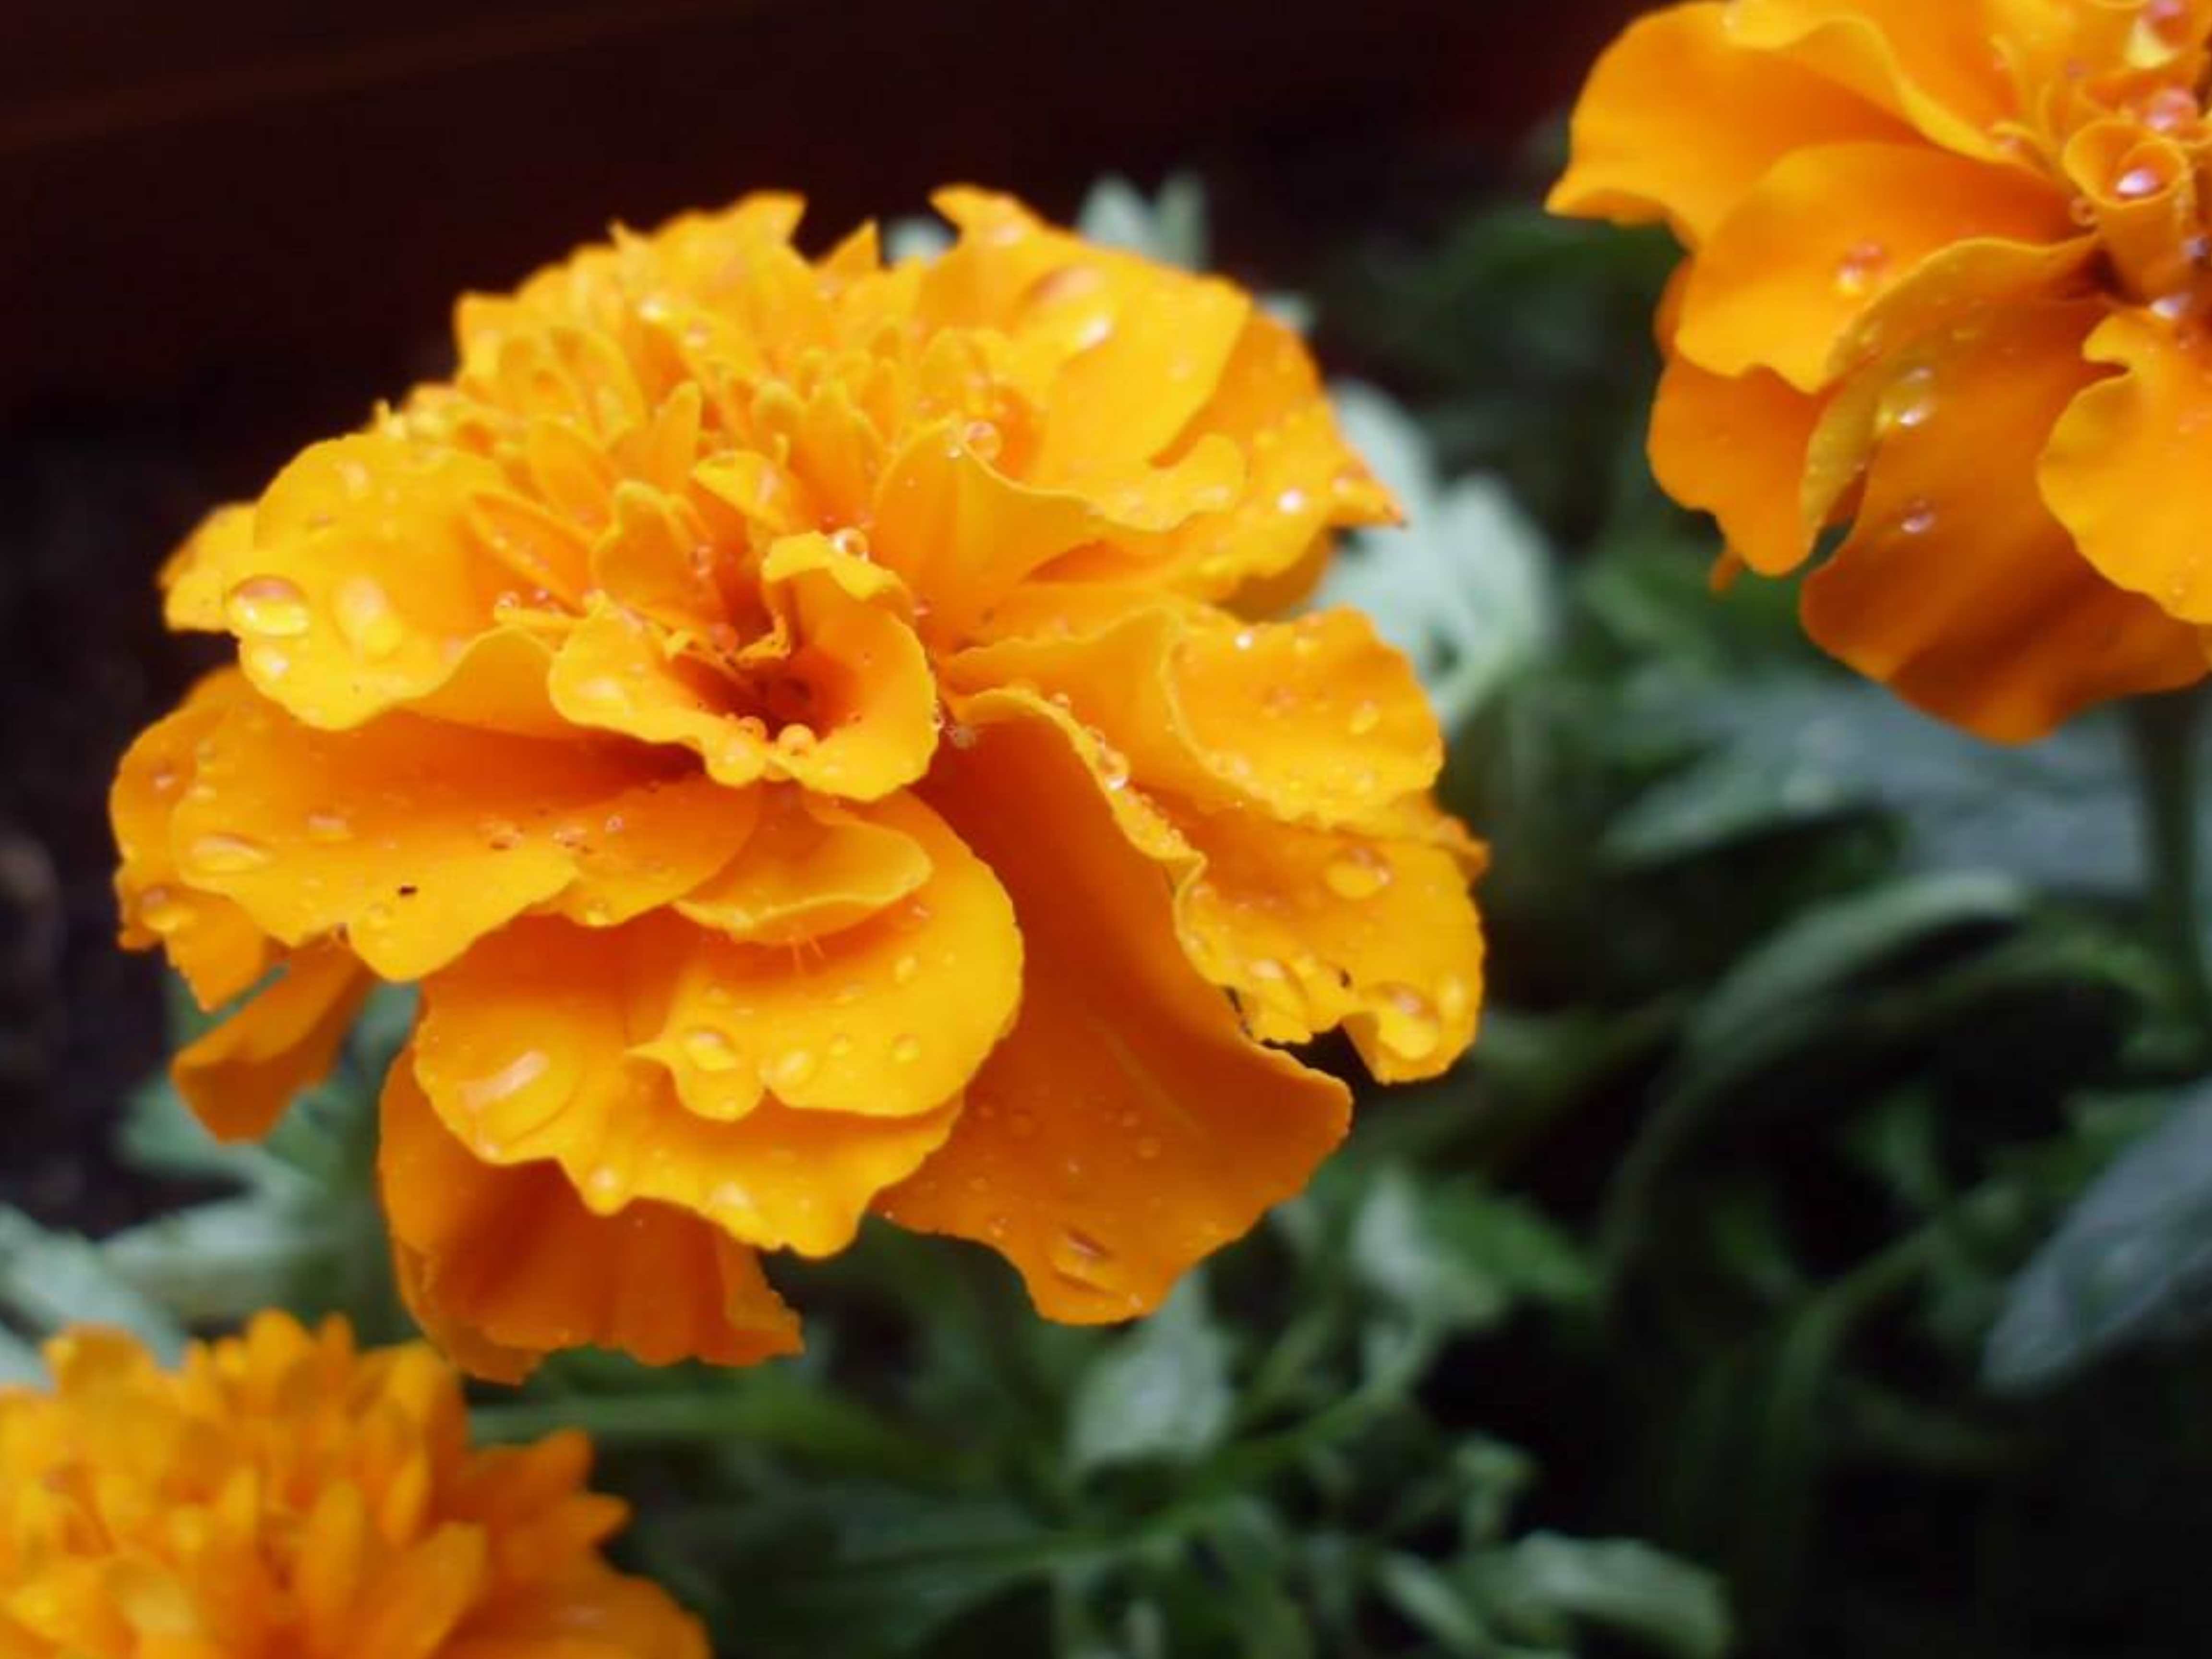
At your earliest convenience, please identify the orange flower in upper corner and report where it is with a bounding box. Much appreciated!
[0,1312,704,1658]
[112,189,1486,1379]
[1552,0,2212,741]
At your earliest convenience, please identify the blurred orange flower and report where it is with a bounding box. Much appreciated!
[113,190,1486,1376]
[0,1312,704,1658]
[1552,0,2212,740]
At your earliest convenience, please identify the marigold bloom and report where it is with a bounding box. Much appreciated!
[113,190,1486,1376]
[0,1312,703,1657]
[1552,0,2212,740]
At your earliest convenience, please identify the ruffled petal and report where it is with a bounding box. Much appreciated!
[110,670,275,1008]
[889,702,1351,1322]
[1721,0,2019,157]
[1549,0,1912,244]
[951,596,1438,828]
[207,433,519,729]
[381,1053,802,1382]
[2044,308,2212,624]
[173,949,373,1142]
[1649,351,1830,575]
[673,789,931,944]
[168,694,755,979]
[1804,301,2205,739]
[1676,141,2071,391]
[1175,813,1484,1083]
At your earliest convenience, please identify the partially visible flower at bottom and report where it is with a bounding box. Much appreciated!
[0,1312,705,1659]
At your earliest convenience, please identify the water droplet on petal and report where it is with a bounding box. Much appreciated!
[1135,1136,1162,1161]
[2116,163,2166,200]
[830,527,871,561]
[892,953,921,986]
[458,1049,551,1113]
[1323,844,1392,901]
[960,419,1003,463]
[1875,364,1936,434]
[333,576,403,660]
[1833,239,1890,297]
[890,1033,923,1064]
[225,576,311,637]
[1899,500,1938,537]
[681,1028,742,1073]
[303,810,352,844]
[136,886,189,935]
[1375,983,1443,1061]
[185,833,273,876]
[771,1047,817,1089]
[1347,699,1382,736]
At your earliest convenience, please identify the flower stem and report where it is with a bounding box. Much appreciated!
[2127,684,2212,1052]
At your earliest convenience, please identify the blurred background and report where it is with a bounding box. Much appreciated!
[12,6,2212,1658]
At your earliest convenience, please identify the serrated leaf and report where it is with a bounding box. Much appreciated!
[1067,1278,1233,1474]
[1984,1082,2212,1391]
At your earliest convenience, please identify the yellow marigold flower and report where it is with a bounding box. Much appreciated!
[112,190,1486,1376]
[1552,0,2212,740]
[0,1312,704,1658]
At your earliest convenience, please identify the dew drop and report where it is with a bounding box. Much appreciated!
[892,953,921,986]
[1347,699,1382,737]
[224,575,311,637]
[1875,364,1936,434]
[710,1180,757,1217]
[184,833,272,875]
[1247,956,1288,982]
[480,817,525,851]
[1276,486,1310,514]
[830,526,872,561]
[1833,239,1890,297]
[828,1032,855,1058]
[458,1049,550,1113]
[136,886,189,935]
[776,723,818,755]
[2116,163,2167,200]
[771,1048,817,1089]
[1050,1228,1114,1280]
[1135,1136,1163,1161]
[303,810,352,844]
[1095,742,1131,791]
[1009,1108,1037,1139]
[960,419,1003,462]
[1376,984,1443,1061]
[890,1033,923,1064]
[333,576,404,660]
[1323,844,1392,901]
[1899,499,1938,537]
[681,1028,741,1073]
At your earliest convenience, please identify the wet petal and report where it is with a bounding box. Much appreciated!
[1649,351,1829,575]
[1549,0,1911,244]
[160,505,252,632]
[215,433,518,728]
[674,789,931,944]
[889,703,1350,1322]
[172,949,373,1142]
[381,1053,801,1381]
[110,671,275,1008]
[548,605,769,789]
[1722,0,2018,157]
[1175,814,1484,1083]
[169,696,756,979]
[2044,308,2212,624]
[1676,141,2071,391]
[1806,301,2205,739]
[411,918,967,1251]
[951,597,1438,828]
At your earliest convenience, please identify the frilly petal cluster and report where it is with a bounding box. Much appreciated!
[113,189,1486,1376]
[0,1313,703,1657]
[1553,0,2212,740]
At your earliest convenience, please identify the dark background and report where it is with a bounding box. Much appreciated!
[0,0,1628,1228]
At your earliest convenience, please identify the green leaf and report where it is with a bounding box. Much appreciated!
[1067,1278,1233,1474]
[1474,1534,1731,1659]
[1984,1082,2212,1391]
[1684,873,2028,1065]
[0,1205,187,1358]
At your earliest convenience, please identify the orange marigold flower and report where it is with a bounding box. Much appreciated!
[112,190,1486,1376]
[1551,0,2212,740]
[0,1312,705,1658]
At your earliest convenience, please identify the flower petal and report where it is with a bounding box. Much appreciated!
[214,433,518,729]
[1649,351,1829,576]
[1676,142,2070,392]
[411,920,966,1251]
[110,671,275,1008]
[1549,0,1911,244]
[381,1052,802,1382]
[172,949,373,1142]
[1804,301,2205,739]
[674,790,931,944]
[1722,0,2018,156]
[2044,308,2212,624]
[951,597,1438,828]
[889,702,1351,1322]
[168,696,756,979]
[1175,814,1484,1083]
